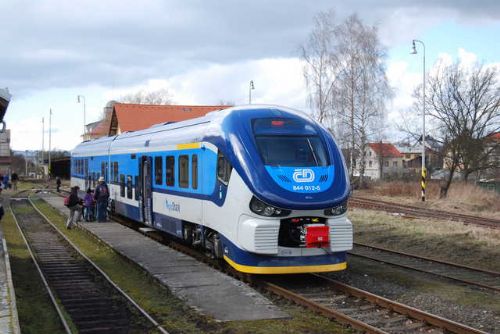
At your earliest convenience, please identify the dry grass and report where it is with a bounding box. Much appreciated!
[357,181,500,218]
[350,208,500,272]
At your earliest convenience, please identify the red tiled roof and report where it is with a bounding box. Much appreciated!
[488,132,500,140]
[368,143,403,158]
[114,103,229,132]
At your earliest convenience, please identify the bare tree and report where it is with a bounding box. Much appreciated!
[417,62,500,196]
[302,13,391,187]
[119,88,173,105]
[301,10,337,129]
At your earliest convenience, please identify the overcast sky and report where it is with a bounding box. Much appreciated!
[2,0,499,151]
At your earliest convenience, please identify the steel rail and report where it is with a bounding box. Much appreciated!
[27,196,170,334]
[349,197,499,229]
[9,202,73,334]
[353,242,500,277]
[313,275,488,334]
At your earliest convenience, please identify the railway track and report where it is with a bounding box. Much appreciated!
[10,197,168,334]
[39,189,493,333]
[349,243,500,292]
[349,197,500,229]
[260,274,487,334]
[106,211,490,334]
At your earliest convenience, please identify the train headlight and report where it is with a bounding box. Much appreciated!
[250,197,290,217]
[324,201,348,216]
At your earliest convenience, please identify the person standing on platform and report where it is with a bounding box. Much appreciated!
[94,177,109,222]
[2,174,8,190]
[65,186,82,229]
[11,172,18,191]
[56,176,61,193]
[83,188,95,222]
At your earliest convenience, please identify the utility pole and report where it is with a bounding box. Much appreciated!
[78,95,86,138]
[411,39,427,202]
[41,117,45,176]
[249,80,255,104]
[48,108,52,179]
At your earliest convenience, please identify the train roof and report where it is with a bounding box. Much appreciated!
[72,105,312,157]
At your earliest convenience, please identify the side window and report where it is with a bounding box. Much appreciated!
[127,175,133,199]
[120,174,125,197]
[113,162,119,183]
[134,176,139,200]
[166,156,175,186]
[217,151,232,185]
[101,162,105,179]
[192,155,198,190]
[155,156,163,185]
[84,159,88,177]
[179,155,189,188]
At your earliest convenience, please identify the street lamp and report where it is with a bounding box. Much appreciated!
[411,39,426,202]
[77,95,86,138]
[249,80,255,104]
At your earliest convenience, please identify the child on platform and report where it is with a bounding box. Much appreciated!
[83,188,95,222]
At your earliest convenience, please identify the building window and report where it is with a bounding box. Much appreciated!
[120,174,125,197]
[179,155,189,188]
[192,155,198,190]
[369,160,372,167]
[127,175,133,199]
[385,161,389,167]
[155,156,163,185]
[393,161,398,167]
[166,156,175,186]
[217,151,232,185]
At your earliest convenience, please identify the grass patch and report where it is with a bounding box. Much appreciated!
[1,206,66,334]
[32,196,352,334]
[357,181,500,219]
[349,208,500,272]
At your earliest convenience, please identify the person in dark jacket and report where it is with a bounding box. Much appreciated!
[94,177,109,222]
[56,176,62,193]
[66,186,82,229]
[11,172,18,191]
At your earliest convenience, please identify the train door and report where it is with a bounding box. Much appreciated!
[140,156,153,225]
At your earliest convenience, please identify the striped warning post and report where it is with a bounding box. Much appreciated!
[421,167,427,202]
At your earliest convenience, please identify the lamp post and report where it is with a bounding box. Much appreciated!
[249,80,255,104]
[77,95,86,138]
[411,39,426,202]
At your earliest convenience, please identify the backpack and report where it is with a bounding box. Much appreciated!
[64,196,71,207]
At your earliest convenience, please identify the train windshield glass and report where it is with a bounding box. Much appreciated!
[255,136,329,167]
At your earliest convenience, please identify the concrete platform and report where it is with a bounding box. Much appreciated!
[39,193,288,321]
[0,222,20,334]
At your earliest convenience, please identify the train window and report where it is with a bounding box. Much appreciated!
[217,151,232,185]
[179,155,189,188]
[84,159,88,176]
[120,174,125,197]
[134,176,139,200]
[101,162,105,179]
[166,156,175,186]
[192,155,198,190]
[154,156,163,185]
[127,175,133,199]
[113,162,119,183]
[255,135,329,167]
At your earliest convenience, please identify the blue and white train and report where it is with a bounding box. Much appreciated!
[71,105,352,274]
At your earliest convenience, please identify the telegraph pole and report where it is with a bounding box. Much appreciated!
[48,108,52,179]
